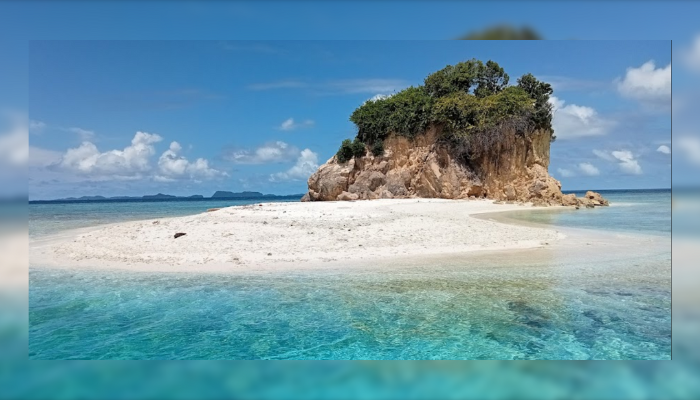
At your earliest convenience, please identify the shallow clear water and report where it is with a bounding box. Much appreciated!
[28,190,672,360]
[503,189,671,237]
[29,198,300,238]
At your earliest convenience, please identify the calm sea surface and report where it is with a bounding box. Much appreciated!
[28,190,672,360]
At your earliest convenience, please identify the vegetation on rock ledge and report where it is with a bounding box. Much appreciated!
[337,59,554,163]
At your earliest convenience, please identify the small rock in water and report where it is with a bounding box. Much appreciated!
[267,252,272,256]
[153,221,160,225]
[174,232,186,239]
[206,208,221,212]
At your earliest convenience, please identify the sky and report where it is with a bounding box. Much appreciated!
[21,40,670,199]
[0,1,696,199]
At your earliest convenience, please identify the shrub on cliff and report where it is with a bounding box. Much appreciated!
[350,86,433,144]
[433,86,533,134]
[336,139,354,163]
[351,138,366,158]
[371,140,384,156]
[431,92,480,134]
[517,73,554,137]
[336,138,367,163]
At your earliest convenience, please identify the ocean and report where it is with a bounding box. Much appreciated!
[28,190,672,360]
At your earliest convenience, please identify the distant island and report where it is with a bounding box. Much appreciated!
[35,191,305,202]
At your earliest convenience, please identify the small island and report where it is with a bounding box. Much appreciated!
[303,59,607,208]
[33,59,613,273]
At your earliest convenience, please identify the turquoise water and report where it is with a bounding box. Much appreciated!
[28,190,672,360]
[503,189,671,236]
[28,198,300,238]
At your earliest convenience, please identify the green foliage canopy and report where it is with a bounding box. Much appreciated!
[337,59,554,163]
[350,138,366,158]
[517,73,554,136]
[350,86,433,145]
[432,86,534,136]
[371,139,384,156]
[336,139,354,163]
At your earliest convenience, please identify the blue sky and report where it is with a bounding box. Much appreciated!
[22,40,670,199]
[0,2,696,199]
[1,1,699,41]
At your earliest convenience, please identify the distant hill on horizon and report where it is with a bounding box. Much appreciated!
[39,191,304,202]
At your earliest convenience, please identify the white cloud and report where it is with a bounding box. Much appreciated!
[683,35,700,73]
[29,146,62,168]
[55,132,224,182]
[248,79,408,95]
[676,136,700,166]
[611,150,643,175]
[0,111,28,166]
[66,127,95,140]
[156,141,225,181]
[594,149,643,174]
[270,148,319,182]
[656,145,671,155]
[368,94,392,102]
[578,163,600,176]
[280,118,295,131]
[29,120,46,133]
[557,168,575,178]
[327,79,407,94]
[279,118,315,131]
[58,131,162,178]
[616,61,671,107]
[549,96,613,139]
[225,141,300,164]
[557,163,600,178]
[247,80,307,91]
[538,76,608,92]
[593,149,615,162]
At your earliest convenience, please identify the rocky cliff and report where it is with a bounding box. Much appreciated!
[302,127,607,207]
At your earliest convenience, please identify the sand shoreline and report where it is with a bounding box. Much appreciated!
[30,199,580,274]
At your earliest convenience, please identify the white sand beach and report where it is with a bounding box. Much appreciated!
[29,199,572,273]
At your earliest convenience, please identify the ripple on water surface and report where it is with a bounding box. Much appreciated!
[29,248,670,360]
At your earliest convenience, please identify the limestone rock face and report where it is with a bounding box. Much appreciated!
[307,158,356,201]
[561,193,578,207]
[304,127,608,206]
[585,191,610,206]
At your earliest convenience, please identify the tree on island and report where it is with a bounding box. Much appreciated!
[337,59,555,162]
